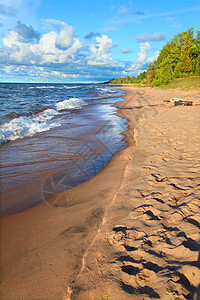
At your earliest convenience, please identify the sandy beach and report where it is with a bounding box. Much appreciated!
[67,86,200,300]
[1,86,200,299]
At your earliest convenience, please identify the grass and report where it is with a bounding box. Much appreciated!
[160,76,200,90]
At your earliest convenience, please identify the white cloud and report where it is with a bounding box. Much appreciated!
[84,32,101,40]
[55,26,74,50]
[15,20,40,43]
[87,35,116,67]
[146,51,160,63]
[136,32,166,42]
[1,20,119,82]
[1,20,117,68]
[44,19,68,31]
[121,48,132,53]
[121,42,158,76]
[135,42,150,65]
[2,20,83,65]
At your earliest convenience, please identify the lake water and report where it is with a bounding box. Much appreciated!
[0,83,127,216]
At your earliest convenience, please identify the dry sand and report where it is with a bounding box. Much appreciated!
[67,86,200,300]
[1,86,199,300]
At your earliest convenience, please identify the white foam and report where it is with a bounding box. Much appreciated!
[28,86,56,89]
[0,95,87,144]
[64,85,80,89]
[37,86,56,89]
[55,97,85,111]
[0,98,86,144]
[35,108,59,121]
[97,87,116,93]
[29,85,80,90]
[0,108,60,145]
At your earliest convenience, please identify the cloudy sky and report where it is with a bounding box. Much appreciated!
[0,0,199,83]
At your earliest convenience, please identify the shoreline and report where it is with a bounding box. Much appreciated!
[0,88,126,218]
[1,86,199,299]
[0,89,140,299]
[67,86,200,299]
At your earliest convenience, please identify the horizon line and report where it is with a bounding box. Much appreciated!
[0,81,109,84]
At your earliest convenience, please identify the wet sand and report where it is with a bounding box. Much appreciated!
[67,86,200,300]
[0,91,139,299]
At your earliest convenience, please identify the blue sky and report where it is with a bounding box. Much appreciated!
[0,0,199,83]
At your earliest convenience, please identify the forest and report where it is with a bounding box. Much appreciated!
[109,28,200,86]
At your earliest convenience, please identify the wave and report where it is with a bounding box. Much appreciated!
[64,85,81,89]
[0,98,86,145]
[0,109,60,145]
[29,85,80,90]
[28,86,56,89]
[55,97,86,110]
[96,87,116,93]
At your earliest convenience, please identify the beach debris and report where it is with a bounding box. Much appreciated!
[173,98,193,106]
[163,98,193,106]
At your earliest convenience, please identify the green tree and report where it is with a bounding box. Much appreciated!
[150,28,198,85]
[146,63,156,84]
[175,54,193,77]
[109,28,199,86]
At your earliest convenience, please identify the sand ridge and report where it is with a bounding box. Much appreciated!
[67,87,200,299]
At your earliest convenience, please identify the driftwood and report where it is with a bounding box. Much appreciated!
[163,98,193,106]
[173,99,193,106]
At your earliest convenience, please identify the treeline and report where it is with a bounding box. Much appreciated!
[109,28,200,86]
